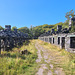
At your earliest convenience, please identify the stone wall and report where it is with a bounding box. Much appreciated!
[39,33,75,53]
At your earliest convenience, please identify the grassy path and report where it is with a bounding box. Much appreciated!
[35,39,75,75]
[35,40,65,75]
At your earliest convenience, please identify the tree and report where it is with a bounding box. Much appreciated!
[65,10,75,33]
[65,9,75,20]
[29,25,35,38]
[11,26,17,31]
[18,27,29,33]
[0,26,4,30]
[70,21,75,32]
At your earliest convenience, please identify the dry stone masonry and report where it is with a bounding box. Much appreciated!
[0,25,29,54]
[39,17,75,53]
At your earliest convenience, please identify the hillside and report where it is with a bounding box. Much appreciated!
[0,21,69,39]
[31,21,69,38]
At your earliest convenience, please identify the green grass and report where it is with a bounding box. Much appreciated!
[38,39,75,75]
[0,40,38,75]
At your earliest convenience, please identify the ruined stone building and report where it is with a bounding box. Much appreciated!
[0,25,29,54]
[39,17,75,53]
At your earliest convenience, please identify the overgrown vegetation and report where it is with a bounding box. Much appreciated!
[0,40,38,75]
[14,21,69,38]
[65,9,75,33]
[70,21,75,32]
[38,39,75,75]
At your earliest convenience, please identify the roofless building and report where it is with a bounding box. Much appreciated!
[39,17,75,53]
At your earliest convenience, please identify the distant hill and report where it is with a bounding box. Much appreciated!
[0,20,69,38]
[30,21,69,38]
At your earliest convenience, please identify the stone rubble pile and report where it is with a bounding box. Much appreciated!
[0,25,29,54]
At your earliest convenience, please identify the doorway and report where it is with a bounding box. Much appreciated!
[62,37,65,48]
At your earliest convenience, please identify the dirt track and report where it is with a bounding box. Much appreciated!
[35,42,65,75]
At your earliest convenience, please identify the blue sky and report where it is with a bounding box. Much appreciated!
[0,0,75,28]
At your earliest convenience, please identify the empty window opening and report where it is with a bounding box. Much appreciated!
[45,38,47,42]
[62,37,65,48]
[53,38,54,44]
[49,38,52,43]
[45,38,46,41]
[43,38,44,41]
[46,38,48,42]
[70,37,75,48]
[58,37,60,45]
